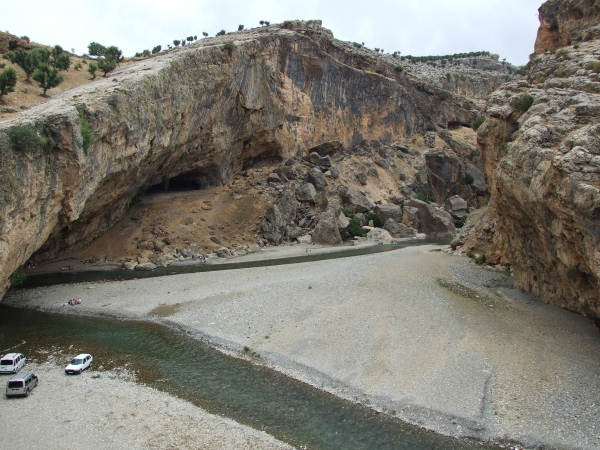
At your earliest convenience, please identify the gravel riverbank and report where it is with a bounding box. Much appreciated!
[0,359,292,450]
[5,245,600,449]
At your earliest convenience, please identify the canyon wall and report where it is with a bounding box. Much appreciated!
[475,0,600,322]
[0,21,512,294]
[535,0,600,53]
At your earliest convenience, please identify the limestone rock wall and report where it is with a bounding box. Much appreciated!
[477,8,600,322]
[535,0,600,53]
[0,21,507,294]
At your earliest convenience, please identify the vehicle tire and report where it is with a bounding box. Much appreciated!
[25,389,29,397]
[79,369,82,374]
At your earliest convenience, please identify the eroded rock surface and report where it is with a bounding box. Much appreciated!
[0,20,508,294]
[473,1,600,322]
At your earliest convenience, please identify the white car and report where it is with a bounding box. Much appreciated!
[65,354,93,374]
[0,353,26,374]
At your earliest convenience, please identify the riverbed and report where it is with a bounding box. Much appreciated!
[4,244,600,449]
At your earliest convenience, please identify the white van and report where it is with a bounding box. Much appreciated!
[0,353,26,374]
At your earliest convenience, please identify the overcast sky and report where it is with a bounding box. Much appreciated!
[3,0,542,65]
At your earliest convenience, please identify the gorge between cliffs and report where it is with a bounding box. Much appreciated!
[1,1,600,449]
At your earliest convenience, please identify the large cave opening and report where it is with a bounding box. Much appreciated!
[146,167,222,194]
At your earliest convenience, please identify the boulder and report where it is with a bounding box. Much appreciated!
[465,163,487,194]
[383,218,417,237]
[329,167,339,179]
[308,140,343,156]
[267,172,282,184]
[366,228,394,243]
[344,188,374,213]
[356,171,367,185]
[210,236,221,245]
[276,188,297,223]
[446,195,468,219]
[261,205,286,244]
[135,262,157,271]
[389,196,405,205]
[307,152,332,167]
[122,261,137,270]
[296,183,318,203]
[297,234,312,244]
[137,240,155,251]
[306,167,327,191]
[406,199,455,235]
[312,206,342,245]
[402,206,420,229]
[375,158,390,169]
[375,204,404,223]
[275,166,296,181]
[215,247,232,257]
[337,211,350,229]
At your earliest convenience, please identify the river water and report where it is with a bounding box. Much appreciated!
[2,239,502,449]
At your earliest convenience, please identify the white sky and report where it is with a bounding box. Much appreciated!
[2,0,542,65]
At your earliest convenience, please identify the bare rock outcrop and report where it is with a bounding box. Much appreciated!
[535,0,600,54]
[475,1,600,322]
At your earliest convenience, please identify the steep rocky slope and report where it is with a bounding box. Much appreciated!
[0,21,514,293]
[467,0,600,323]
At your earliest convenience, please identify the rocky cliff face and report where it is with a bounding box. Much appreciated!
[535,0,600,53]
[0,20,512,294]
[472,1,600,323]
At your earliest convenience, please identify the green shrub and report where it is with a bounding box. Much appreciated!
[342,208,354,218]
[79,112,94,154]
[465,172,474,184]
[38,135,56,152]
[151,45,162,54]
[423,112,431,121]
[415,193,430,204]
[472,116,486,130]
[500,142,508,152]
[394,65,403,72]
[106,92,119,107]
[415,172,421,183]
[346,219,366,237]
[0,66,17,97]
[586,61,600,73]
[73,62,82,71]
[555,49,569,59]
[555,69,569,78]
[364,213,383,227]
[216,29,226,37]
[338,191,351,205]
[399,173,406,181]
[512,93,534,112]
[223,41,235,51]
[6,126,39,152]
[238,24,244,31]
[353,42,362,48]
[9,269,26,288]
[454,216,467,228]
[173,39,181,47]
[87,61,98,79]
